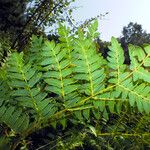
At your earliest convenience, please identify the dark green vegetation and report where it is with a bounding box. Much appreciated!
[0,0,75,57]
[0,20,150,149]
[121,22,150,45]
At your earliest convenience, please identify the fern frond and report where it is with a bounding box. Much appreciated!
[117,78,150,113]
[58,24,72,48]
[0,105,29,133]
[41,41,78,101]
[6,52,57,120]
[87,20,100,39]
[107,37,126,84]
[106,38,150,114]
[28,35,45,65]
[128,44,150,83]
[0,68,10,105]
[58,24,75,65]
[73,37,106,97]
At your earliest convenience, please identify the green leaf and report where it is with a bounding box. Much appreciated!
[82,109,90,120]
[88,125,97,137]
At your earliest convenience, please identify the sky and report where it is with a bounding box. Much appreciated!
[71,0,150,41]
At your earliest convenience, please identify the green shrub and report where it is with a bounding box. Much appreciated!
[0,20,150,149]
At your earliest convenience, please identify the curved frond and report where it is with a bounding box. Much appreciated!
[0,105,29,133]
[106,38,150,114]
[107,37,126,84]
[73,37,106,97]
[6,52,57,120]
[118,78,150,113]
[128,44,150,83]
[41,41,78,103]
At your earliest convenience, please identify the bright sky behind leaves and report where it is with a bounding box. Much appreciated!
[72,0,150,41]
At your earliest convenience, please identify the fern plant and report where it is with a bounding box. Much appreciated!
[0,20,150,149]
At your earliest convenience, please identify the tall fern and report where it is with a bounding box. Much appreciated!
[0,20,149,149]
